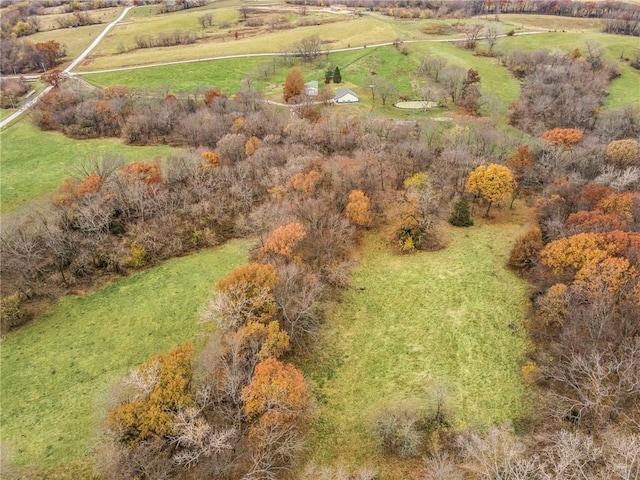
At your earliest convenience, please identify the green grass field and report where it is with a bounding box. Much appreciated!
[0,119,174,213]
[0,108,15,121]
[0,240,249,467]
[498,14,604,32]
[303,218,531,477]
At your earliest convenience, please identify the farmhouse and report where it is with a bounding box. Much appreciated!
[305,80,319,96]
[333,87,359,104]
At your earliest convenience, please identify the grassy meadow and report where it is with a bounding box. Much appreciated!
[35,7,122,32]
[0,240,249,467]
[303,216,531,477]
[0,120,174,213]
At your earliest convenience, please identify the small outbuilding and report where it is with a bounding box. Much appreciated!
[305,80,319,96]
[333,87,359,104]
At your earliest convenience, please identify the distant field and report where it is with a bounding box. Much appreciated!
[0,120,174,213]
[303,218,531,477]
[83,55,272,94]
[0,240,249,467]
[498,14,604,32]
[82,15,398,71]
[35,7,121,31]
[27,23,112,69]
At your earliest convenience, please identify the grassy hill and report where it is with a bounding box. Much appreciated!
[303,215,531,478]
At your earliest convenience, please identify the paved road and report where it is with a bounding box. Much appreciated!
[0,6,133,130]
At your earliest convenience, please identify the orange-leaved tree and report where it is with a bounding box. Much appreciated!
[465,164,515,217]
[245,136,261,157]
[258,222,306,262]
[345,190,373,228]
[106,344,194,445]
[283,68,305,103]
[242,358,310,427]
[200,150,220,169]
[565,210,628,233]
[119,158,163,185]
[212,263,279,330]
[541,128,583,150]
[205,88,226,106]
[507,145,534,208]
[286,170,322,198]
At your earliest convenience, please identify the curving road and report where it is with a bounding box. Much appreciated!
[0,6,133,130]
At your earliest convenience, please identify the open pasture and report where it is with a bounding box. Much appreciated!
[303,218,531,478]
[0,120,174,213]
[498,13,604,33]
[0,240,249,467]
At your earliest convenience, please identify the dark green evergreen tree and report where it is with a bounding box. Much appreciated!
[324,66,333,84]
[449,196,473,227]
[333,66,342,84]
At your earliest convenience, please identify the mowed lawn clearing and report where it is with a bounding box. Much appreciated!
[0,240,249,467]
[0,120,174,213]
[304,220,530,476]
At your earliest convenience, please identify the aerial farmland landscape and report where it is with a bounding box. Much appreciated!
[1,0,639,478]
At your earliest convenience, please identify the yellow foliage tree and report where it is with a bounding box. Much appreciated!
[245,136,261,157]
[465,164,515,217]
[606,139,640,166]
[215,263,279,328]
[286,170,322,198]
[106,344,194,445]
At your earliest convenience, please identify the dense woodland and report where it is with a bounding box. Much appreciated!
[2,0,640,476]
